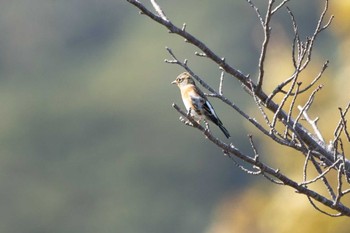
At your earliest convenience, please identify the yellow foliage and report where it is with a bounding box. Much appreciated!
[206,186,350,233]
[330,1,350,37]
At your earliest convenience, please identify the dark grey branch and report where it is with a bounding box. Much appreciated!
[172,102,350,216]
[127,0,350,216]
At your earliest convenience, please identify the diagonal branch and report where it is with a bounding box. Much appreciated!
[128,0,350,180]
[127,0,350,216]
[172,102,350,216]
[126,0,250,87]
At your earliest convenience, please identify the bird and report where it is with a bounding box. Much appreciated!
[171,72,231,138]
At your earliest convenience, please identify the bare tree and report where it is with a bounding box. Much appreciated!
[127,0,350,217]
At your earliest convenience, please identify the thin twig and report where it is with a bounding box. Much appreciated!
[302,150,312,185]
[293,85,323,130]
[246,0,264,25]
[172,101,350,215]
[297,105,325,143]
[342,189,350,195]
[339,138,350,183]
[300,0,333,71]
[219,68,225,95]
[256,0,274,90]
[268,2,332,102]
[300,158,340,187]
[307,196,343,217]
[150,0,169,22]
[287,7,300,69]
[227,153,262,175]
[334,163,343,206]
[310,156,337,200]
[333,103,350,146]
[271,70,300,128]
[280,61,329,96]
[248,134,259,161]
[262,173,285,185]
[271,0,289,14]
[339,107,350,142]
[284,82,301,138]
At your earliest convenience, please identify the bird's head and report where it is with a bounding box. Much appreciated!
[171,72,196,88]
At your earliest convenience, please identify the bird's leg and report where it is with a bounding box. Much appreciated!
[204,119,210,131]
[179,108,193,126]
[187,108,192,117]
[203,119,211,138]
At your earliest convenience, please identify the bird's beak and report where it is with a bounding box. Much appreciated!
[171,80,177,85]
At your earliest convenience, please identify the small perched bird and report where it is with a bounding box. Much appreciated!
[171,72,231,138]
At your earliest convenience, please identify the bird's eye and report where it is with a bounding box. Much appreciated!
[177,78,183,83]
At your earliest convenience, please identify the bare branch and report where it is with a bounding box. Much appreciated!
[302,150,312,184]
[181,23,186,31]
[300,158,340,187]
[219,69,225,96]
[150,0,169,22]
[227,154,262,175]
[280,61,329,96]
[310,156,337,200]
[127,0,350,216]
[271,71,300,128]
[314,0,333,34]
[307,196,343,217]
[336,138,350,185]
[284,82,301,138]
[271,0,289,14]
[250,81,299,147]
[127,0,251,87]
[339,107,350,142]
[172,101,350,216]
[300,0,333,71]
[334,163,344,206]
[333,103,350,146]
[246,0,264,25]
[256,0,274,89]
[297,105,325,143]
[248,134,259,161]
[293,85,323,130]
[342,189,350,195]
[286,7,300,69]
[261,172,285,185]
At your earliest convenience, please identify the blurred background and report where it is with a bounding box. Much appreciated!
[0,0,349,232]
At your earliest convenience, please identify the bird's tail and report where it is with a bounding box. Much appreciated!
[219,124,230,138]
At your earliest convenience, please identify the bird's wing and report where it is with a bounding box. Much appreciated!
[202,99,222,124]
[187,86,221,122]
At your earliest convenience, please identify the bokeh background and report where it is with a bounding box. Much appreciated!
[1,0,349,232]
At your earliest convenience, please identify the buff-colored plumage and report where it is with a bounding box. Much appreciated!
[172,72,230,138]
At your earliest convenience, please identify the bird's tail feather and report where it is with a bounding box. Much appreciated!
[219,124,230,138]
